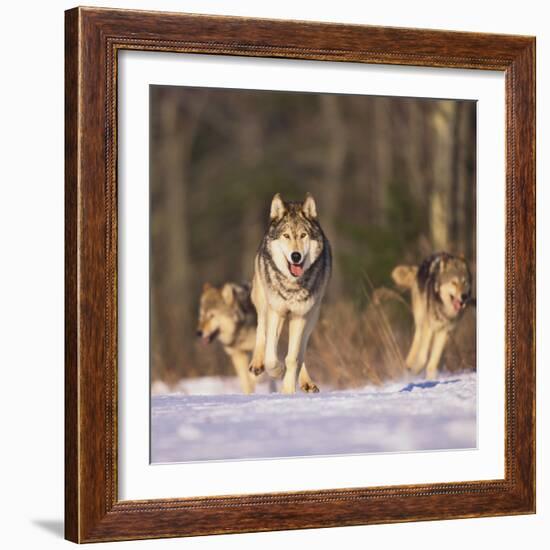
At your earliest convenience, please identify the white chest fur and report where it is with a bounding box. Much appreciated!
[266,286,316,317]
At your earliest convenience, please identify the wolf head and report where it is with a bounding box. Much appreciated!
[196,282,246,346]
[266,193,324,280]
[431,254,472,318]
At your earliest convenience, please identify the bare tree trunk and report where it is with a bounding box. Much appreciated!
[429,101,454,251]
[465,104,477,261]
[450,101,464,251]
[151,89,207,378]
[239,111,263,280]
[373,97,392,225]
[150,178,165,378]
[414,101,435,257]
[404,100,423,203]
[319,94,347,295]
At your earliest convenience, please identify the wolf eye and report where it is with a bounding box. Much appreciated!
[300,233,307,239]
[283,233,290,239]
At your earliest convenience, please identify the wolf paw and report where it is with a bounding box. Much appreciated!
[300,382,320,393]
[411,362,427,375]
[248,363,265,376]
[406,357,425,374]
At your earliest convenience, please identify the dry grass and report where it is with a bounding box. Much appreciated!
[444,306,477,372]
[308,301,377,388]
[308,289,410,389]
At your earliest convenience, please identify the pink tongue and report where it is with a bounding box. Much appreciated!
[452,298,462,312]
[290,263,304,277]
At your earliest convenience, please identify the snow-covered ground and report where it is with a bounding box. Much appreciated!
[151,372,477,463]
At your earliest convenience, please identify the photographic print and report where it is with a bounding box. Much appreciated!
[65,8,536,540]
[149,85,477,463]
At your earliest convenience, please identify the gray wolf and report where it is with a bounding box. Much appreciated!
[249,193,331,394]
[196,282,259,394]
[392,252,473,380]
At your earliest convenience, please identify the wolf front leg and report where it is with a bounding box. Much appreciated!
[297,307,320,393]
[249,308,266,375]
[264,309,285,379]
[405,323,423,369]
[411,320,434,374]
[406,294,426,370]
[228,349,256,394]
[282,315,308,394]
[425,329,449,380]
[249,276,267,376]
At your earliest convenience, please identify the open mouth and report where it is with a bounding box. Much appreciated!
[199,329,219,345]
[288,261,305,278]
[450,295,464,312]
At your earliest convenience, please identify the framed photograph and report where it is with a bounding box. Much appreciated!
[65,6,535,543]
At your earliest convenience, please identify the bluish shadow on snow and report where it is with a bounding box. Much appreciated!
[399,379,460,392]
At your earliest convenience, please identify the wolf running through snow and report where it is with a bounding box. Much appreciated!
[392,252,473,380]
[249,193,332,394]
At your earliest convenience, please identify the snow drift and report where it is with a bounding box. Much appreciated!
[151,372,476,463]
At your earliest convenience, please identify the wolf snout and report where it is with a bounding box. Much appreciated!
[196,329,203,337]
[291,252,302,264]
[457,293,470,308]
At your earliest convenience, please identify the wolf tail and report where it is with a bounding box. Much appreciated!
[391,265,418,289]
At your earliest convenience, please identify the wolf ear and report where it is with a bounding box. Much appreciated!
[270,193,286,220]
[202,282,212,292]
[302,193,317,219]
[430,256,443,274]
[429,257,443,293]
[221,283,236,306]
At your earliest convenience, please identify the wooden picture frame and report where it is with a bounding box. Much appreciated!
[65,6,536,543]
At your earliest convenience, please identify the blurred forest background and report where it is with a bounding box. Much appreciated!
[150,85,477,388]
